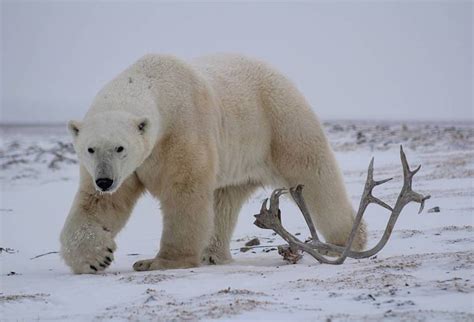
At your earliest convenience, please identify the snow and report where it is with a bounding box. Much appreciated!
[1,121,473,321]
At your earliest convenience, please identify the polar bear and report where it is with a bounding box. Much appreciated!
[60,54,367,274]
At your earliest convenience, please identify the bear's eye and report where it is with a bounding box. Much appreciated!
[88,148,95,154]
[116,146,124,153]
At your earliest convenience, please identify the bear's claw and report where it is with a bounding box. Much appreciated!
[78,248,115,274]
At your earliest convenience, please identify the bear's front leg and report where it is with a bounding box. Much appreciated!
[133,183,214,271]
[60,167,144,274]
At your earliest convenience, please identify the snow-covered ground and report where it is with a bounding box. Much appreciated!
[1,121,473,321]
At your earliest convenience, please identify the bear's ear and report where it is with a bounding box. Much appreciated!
[68,120,82,137]
[136,117,149,135]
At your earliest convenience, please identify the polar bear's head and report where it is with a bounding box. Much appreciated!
[68,112,151,193]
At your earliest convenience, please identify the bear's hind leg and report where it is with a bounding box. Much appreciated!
[290,172,367,251]
[202,184,257,265]
[275,143,367,251]
[264,73,367,251]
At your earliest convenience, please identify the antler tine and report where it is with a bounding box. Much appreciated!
[289,185,320,242]
[417,195,431,214]
[412,164,421,176]
[362,157,394,212]
[269,188,287,214]
[260,198,269,212]
[400,145,410,178]
[400,145,421,179]
[399,145,431,213]
[254,198,273,230]
[367,157,375,181]
[375,177,393,186]
[368,196,393,211]
[254,189,287,230]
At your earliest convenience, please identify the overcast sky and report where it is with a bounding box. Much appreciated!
[1,1,472,124]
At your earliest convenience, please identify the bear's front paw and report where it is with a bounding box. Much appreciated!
[60,224,116,274]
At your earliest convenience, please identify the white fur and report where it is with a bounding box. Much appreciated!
[60,53,366,273]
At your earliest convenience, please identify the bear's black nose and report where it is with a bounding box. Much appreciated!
[96,178,113,191]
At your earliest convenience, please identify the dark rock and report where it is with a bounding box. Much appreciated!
[245,237,260,247]
[428,206,440,213]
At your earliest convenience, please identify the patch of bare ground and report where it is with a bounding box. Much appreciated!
[0,141,76,172]
[0,293,50,303]
[421,151,474,180]
[118,273,177,284]
[397,230,424,238]
[325,310,474,322]
[440,225,473,233]
[288,251,473,293]
[368,250,473,274]
[290,272,418,293]
[324,122,474,153]
[98,288,276,321]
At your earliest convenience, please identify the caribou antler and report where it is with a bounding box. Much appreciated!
[254,146,431,264]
